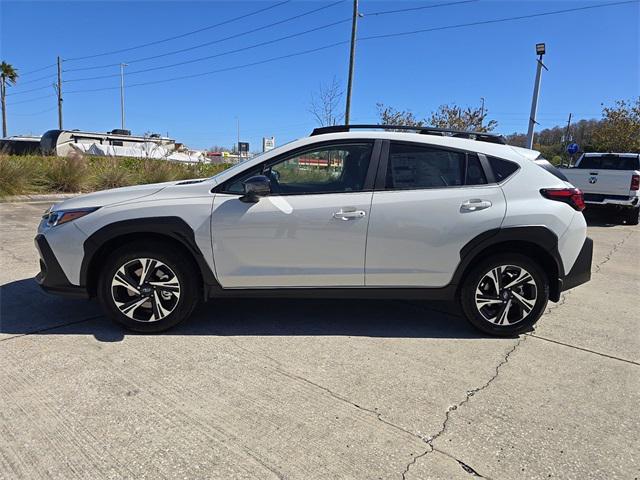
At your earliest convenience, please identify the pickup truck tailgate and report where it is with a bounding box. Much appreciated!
[564,169,635,196]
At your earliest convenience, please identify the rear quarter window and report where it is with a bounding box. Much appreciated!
[534,158,569,181]
[488,156,520,182]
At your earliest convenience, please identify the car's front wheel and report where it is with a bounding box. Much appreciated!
[97,242,199,332]
[460,254,549,336]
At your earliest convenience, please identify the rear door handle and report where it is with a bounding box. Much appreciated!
[460,199,492,212]
[333,209,366,220]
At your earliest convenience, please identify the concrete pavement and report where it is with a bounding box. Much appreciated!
[0,201,638,479]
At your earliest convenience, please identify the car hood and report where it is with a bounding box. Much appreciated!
[51,181,178,211]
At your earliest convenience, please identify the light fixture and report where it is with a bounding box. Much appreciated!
[536,43,546,56]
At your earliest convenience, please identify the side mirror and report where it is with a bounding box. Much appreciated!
[240,175,271,203]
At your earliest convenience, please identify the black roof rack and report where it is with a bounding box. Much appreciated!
[310,124,507,145]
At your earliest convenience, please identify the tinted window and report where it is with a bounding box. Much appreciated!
[534,158,569,181]
[224,143,373,195]
[465,154,488,185]
[577,154,640,170]
[386,143,468,189]
[488,156,519,182]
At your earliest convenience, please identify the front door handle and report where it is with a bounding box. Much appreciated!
[460,199,492,212]
[333,209,366,220]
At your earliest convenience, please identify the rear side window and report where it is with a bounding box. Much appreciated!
[385,143,487,190]
[488,156,520,182]
[534,158,569,181]
[577,154,640,170]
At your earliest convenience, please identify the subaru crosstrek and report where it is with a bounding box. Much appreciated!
[35,125,593,336]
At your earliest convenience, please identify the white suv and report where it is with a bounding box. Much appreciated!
[35,125,593,336]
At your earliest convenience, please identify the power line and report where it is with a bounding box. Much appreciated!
[363,0,477,16]
[65,41,350,94]
[11,106,57,116]
[63,1,345,73]
[13,73,57,87]
[7,94,55,106]
[6,84,53,97]
[63,0,292,62]
[34,0,638,99]
[18,63,57,76]
[359,0,638,42]
[64,18,351,83]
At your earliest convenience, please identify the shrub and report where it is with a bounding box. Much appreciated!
[0,155,38,198]
[91,158,134,190]
[41,153,89,192]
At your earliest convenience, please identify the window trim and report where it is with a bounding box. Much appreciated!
[213,139,382,196]
[375,140,496,192]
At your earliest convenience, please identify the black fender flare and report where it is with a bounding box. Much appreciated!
[452,226,564,301]
[80,216,218,291]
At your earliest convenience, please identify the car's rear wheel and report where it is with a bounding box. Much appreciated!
[460,254,549,336]
[97,242,199,333]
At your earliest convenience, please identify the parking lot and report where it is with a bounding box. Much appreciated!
[0,200,638,480]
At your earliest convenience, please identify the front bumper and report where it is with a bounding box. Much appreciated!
[561,237,593,292]
[34,234,89,298]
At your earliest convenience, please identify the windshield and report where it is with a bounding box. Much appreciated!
[577,154,640,170]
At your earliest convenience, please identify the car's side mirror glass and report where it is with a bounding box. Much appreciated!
[240,175,271,203]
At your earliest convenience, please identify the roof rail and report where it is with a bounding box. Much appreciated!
[310,124,507,145]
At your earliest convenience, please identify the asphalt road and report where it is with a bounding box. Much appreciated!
[1,201,638,480]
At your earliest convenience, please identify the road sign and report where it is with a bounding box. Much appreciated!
[567,143,579,155]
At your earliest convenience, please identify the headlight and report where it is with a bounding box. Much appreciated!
[42,207,100,227]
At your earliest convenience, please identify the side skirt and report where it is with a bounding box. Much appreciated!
[205,284,458,301]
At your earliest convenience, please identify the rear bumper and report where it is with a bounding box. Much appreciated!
[34,234,89,298]
[584,194,638,207]
[560,237,593,293]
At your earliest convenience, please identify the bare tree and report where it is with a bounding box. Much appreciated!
[309,77,344,126]
[376,103,424,127]
[428,102,497,132]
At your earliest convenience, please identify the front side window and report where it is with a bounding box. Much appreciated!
[385,143,486,189]
[224,143,373,195]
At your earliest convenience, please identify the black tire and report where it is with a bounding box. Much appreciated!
[624,206,639,225]
[460,254,549,336]
[97,241,200,333]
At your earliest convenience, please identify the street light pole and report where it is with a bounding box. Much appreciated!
[526,43,548,149]
[120,63,128,130]
[344,0,359,126]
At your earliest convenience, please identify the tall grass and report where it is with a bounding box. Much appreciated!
[0,154,231,199]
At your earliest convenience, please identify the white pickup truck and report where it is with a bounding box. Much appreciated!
[561,153,640,225]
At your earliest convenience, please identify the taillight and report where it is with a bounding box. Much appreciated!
[631,174,639,191]
[540,188,586,211]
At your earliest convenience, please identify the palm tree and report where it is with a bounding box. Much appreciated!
[1,62,19,138]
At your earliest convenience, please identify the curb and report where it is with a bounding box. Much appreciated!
[0,193,81,203]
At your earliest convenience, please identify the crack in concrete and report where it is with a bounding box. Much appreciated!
[592,229,634,274]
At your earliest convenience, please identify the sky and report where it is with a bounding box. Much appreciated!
[1,0,639,150]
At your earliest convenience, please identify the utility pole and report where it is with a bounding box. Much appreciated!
[344,0,359,126]
[479,97,485,129]
[236,117,240,157]
[56,56,63,130]
[564,112,573,167]
[120,63,128,130]
[526,43,548,149]
[1,75,6,138]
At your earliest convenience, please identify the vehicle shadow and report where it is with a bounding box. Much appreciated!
[0,278,484,342]
[583,208,624,227]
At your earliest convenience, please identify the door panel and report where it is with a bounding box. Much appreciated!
[211,192,373,287]
[365,186,506,287]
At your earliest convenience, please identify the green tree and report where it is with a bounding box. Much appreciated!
[591,98,640,152]
[1,61,19,138]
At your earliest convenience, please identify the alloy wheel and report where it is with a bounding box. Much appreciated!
[110,257,181,322]
[474,265,537,325]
